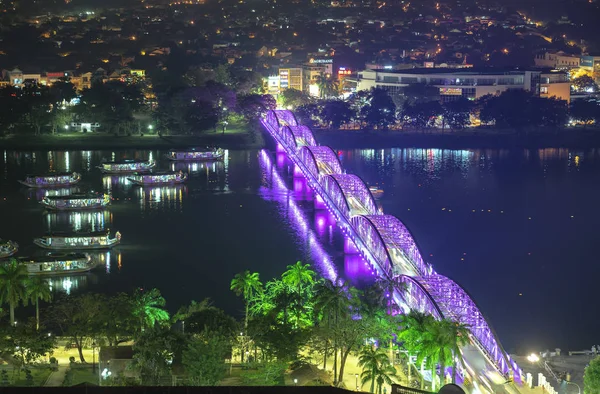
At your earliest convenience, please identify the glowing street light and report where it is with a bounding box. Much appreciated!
[294,378,298,386]
[527,353,539,363]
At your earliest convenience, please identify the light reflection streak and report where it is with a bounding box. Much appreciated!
[45,210,110,232]
[47,275,87,295]
[137,185,185,211]
[65,151,70,172]
[259,150,338,282]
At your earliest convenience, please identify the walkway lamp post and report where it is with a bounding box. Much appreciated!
[355,373,359,391]
[294,378,298,386]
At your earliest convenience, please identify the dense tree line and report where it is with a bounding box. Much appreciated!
[0,258,472,390]
[288,86,600,132]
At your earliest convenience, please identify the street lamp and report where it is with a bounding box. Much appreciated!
[294,378,298,386]
[148,125,153,130]
[92,341,97,374]
[355,373,359,391]
[527,353,540,363]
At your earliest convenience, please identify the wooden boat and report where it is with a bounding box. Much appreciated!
[0,239,18,259]
[33,230,121,250]
[18,172,81,188]
[127,171,188,186]
[41,193,111,211]
[98,159,155,174]
[17,253,96,275]
[369,186,384,199]
[166,148,224,161]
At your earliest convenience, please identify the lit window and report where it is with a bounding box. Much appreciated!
[540,86,548,94]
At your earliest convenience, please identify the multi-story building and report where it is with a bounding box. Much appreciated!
[534,52,580,70]
[356,68,570,102]
[302,63,329,97]
[540,70,571,102]
[278,67,303,91]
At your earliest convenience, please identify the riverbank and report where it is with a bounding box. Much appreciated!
[0,131,265,151]
[312,127,600,149]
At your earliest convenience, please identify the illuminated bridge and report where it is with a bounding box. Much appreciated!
[262,110,526,394]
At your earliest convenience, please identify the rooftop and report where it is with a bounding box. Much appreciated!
[364,67,564,75]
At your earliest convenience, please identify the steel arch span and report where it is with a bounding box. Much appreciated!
[350,215,433,278]
[260,109,524,391]
[321,174,379,219]
[265,110,298,128]
[299,146,344,179]
[415,274,521,380]
[282,125,318,147]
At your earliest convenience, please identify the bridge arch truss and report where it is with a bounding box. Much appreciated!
[350,215,432,277]
[282,125,317,147]
[265,110,298,129]
[299,146,344,179]
[322,174,379,219]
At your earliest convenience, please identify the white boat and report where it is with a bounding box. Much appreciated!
[0,239,18,259]
[18,172,81,188]
[17,253,97,275]
[34,230,121,250]
[369,186,384,198]
[41,193,111,211]
[166,148,224,161]
[127,171,188,186]
[98,159,155,174]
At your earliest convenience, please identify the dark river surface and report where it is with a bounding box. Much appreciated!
[0,147,598,354]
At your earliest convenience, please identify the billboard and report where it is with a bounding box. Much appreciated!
[440,87,462,95]
[580,56,594,68]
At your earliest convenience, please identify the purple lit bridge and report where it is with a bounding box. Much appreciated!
[261,110,526,393]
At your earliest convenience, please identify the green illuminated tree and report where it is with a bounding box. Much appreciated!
[584,356,600,394]
[230,271,262,330]
[0,259,29,326]
[26,276,52,331]
[282,261,315,296]
[359,346,391,393]
[132,288,170,332]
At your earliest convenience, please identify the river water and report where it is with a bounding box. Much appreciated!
[0,147,598,353]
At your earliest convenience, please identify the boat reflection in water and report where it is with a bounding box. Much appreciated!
[25,187,82,201]
[46,275,89,295]
[94,250,123,274]
[103,175,135,193]
[44,210,111,233]
[137,185,186,211]
[170,160,224,174]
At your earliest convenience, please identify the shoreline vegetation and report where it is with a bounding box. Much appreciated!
[3,126,600,151]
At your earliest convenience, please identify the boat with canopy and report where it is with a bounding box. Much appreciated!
[166,148,224,161]
[18,172,81,188]
[127,171,188,186]
[41,193,111,211]
[0,239,18,259]
[34,230,121,250]
[17,253,97,275]
[98,159,155,174]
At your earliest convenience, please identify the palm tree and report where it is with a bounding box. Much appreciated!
[230,270,262,330]
[26,276,52,330]
[436,319,470,384]
[375,364,398,394]
[313,279,353,385]
[282,261,315,295]
[315,73,339,99]
[0,259,29,326]
[132,288,170,332]
[358,346,392,393]
[398,311,437,390]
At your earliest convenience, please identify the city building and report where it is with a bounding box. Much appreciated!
[356,68,570,102]
[279,67,303,92]
[534,52,580,69]
[302,63,329,96]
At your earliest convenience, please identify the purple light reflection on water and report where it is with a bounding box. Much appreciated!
[344,254,374,286]
[259,150,338,282]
